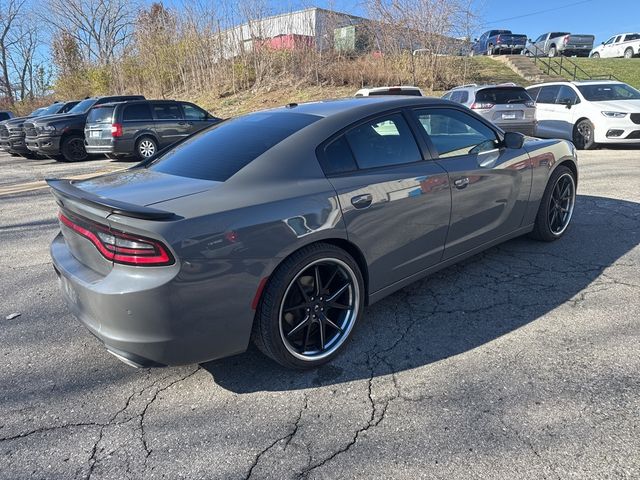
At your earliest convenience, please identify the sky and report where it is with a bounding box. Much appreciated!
[191,0,640,45]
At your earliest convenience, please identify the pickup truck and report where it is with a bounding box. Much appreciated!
[527,32,595,57]
[590,33,640,59]
[472,30,527,56]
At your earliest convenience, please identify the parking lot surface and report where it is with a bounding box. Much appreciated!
[1,151,638,479]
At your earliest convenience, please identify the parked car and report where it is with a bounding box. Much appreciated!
[84,100,221,160]
[526,80,640,149]
[0,110,14,121]
[442,83,537,136]
[0,102,75,158]
[24,101,81,156]
[355,86,423,96]
[590,33,640,59]
[472,30,527,56]
[527,32,595,57]
[29,95,145,162]
[48,96,578,369]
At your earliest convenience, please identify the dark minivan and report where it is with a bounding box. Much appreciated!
[85,100,220,160]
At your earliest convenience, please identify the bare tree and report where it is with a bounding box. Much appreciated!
[44,0,138,65]
[8,15,40,100]
[0,0,26,104]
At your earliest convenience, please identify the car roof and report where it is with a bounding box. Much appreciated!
[93,99,180,108]
[449,83,523,92]
[268,96,453,118]
[527,80,626,88]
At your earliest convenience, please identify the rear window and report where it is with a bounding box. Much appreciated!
[123,104,152,121]
[475,87,532,104]
[550,32,569,38]
[148,111,321,181]
[87,106,115,124]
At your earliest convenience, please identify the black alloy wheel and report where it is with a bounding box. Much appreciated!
[253,243,364,369]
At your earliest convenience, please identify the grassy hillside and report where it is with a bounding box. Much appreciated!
[465,57,531,86]
[549,58,640,88]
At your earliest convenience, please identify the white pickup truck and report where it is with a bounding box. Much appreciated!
[590,33,640,59]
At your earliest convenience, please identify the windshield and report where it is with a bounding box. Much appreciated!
[68,98,97,114]
[29,108,46,116]
[38,103,64,116]
[476,87,533,104]
[577,83,640,101]
[148,111,321,182]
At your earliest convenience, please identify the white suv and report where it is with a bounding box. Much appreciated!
[354,86,423,97]
[526,80,640,149]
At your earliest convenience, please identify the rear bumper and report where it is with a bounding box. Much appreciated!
[86,139,134,156]
[85,144,115,154]
[50,232,257,367]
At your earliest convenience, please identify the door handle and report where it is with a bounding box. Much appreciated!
[453,177,469,189]
[351,193,372,209]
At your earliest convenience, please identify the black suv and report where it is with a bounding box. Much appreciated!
[0,102,77,158]
[0,111,14,121]
[29,95,145,162]
[84,100,220,160]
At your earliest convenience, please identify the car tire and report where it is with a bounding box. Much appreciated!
[252,243,365,369]
[573,119,596,150]
[591,52,600,59]
[9,152,21,157]
[529,165,576,242]
[60,135,88,162]
[487,44,493,56]
[548,46,557,57]
[624,48,634,59]
[136,136,157,160]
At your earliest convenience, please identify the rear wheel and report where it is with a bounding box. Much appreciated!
[530,165,576,241]
[60,135,88,162]
[624,48,634,59]
[573,119,596,150]
[136,136,157,160]
[252,243,364,369]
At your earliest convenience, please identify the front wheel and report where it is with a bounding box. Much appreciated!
[591,52,600,59]
[60,135,88,162]
[548,46,557,57]
[252,243,365,369]
[573,119,596,150]
[529,165,576,242]
[624,48,634,59]
[487,45,493,56]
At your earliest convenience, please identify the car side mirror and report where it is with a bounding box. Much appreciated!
[504,131,525,149]
[601,42,605,45]
[558,98,573,108]
[473,38,478,42]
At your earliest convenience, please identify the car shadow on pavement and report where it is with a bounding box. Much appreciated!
[202,194,640,394]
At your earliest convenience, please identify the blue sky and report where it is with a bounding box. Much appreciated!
[198,0,640,45]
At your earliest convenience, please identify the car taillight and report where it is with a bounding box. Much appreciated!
[471,102,495,109]
[58,212,174,266]
[111,123,123,137]
[563,35,569,45]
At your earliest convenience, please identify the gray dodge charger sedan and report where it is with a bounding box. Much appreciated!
[48,97,578,369]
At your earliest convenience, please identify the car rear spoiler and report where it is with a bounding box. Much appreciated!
[46,178,178,221]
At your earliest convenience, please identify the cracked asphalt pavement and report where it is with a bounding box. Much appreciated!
[1,150,639,479]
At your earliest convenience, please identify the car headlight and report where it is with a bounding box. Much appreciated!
[601,111,627,118]
[42,125,56,131]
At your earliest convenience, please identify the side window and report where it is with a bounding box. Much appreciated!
[615,36,622,43]
[450,91,463,103]
[321,136,357,175]
[459,91,469,103]
[413,108,498,159]
[555,86,579,105]
[123,104,152,121]
[604,37,615,45]
[153,103,183,120]
[535,34,545,43]
[0,112,9,121]
[343,113,422,169]
[536,85,561,104]
[182,103,208,121]
[442,92,452,100]
[527,87,541,101]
